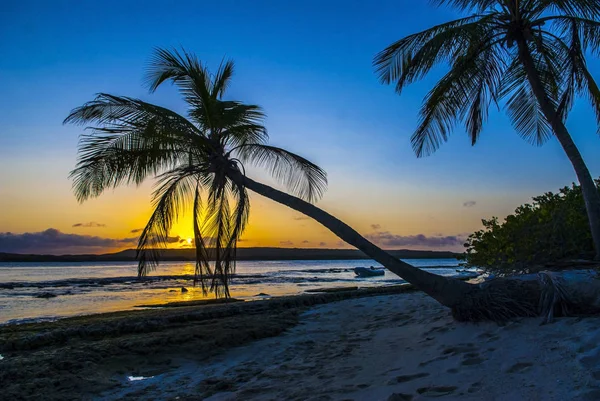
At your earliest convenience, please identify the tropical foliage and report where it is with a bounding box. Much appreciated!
[461,180,600,275]
[374,0,600,258]
[65,48,327,297]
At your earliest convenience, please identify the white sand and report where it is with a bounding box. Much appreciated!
[108,292,600,400]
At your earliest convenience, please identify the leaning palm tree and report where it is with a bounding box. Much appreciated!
[374,0,600,259]
[64,48,465,305]
[66,48,600,321]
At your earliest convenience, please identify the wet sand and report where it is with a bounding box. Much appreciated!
[3,288,600,400]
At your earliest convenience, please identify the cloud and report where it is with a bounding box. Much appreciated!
[293,216,309,221]
[302,240,310,244]
[365,231,465,248]
[463,201,477,208]
[0,229,187,254]
[319,242,327,246]
[371,224,381,230]
[0,228,137,254]
[130,228,143,234]
[72,222,106,228]
[280,240,294,246]
[165,236,181,243]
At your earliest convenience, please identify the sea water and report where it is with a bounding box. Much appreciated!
[0,259,470,324]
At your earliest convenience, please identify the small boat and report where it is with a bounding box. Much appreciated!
[354,266,385,277]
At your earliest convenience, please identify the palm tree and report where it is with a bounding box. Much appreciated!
[374,0,600,259]
[64,48,466,306]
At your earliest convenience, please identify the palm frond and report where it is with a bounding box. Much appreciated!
[545,16,600,129]
[193,181,212,294]
[211,179,250,298]
[65,94,198,201]
[201,177,237,298]
[499,56,556,145]
[217,103,268,147]
[505,82,555,145]
[212,59,235,99]
[374,15,494,94]
[411,42,505,156]
[137,167,198,276]
[534,0,600,19]
[233,144,327,203]
[145,47,216,129]
[430,0,499,12]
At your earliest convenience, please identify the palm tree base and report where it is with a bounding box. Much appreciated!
[451,270,600,323]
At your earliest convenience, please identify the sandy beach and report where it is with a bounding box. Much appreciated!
[3,288,600,400]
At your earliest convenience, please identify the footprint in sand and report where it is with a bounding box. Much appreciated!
[426,325,452,335]
[388,372,430,384]
[506,362,533,373]
[462,357,485,366]
[461,352,485,366]
[416,386,458,397]
[441,345,478,355]
[419,355,450,367]
[387,393,414,401]
[468,382,482,394]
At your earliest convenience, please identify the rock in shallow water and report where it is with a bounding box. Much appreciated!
[35,292,57,299]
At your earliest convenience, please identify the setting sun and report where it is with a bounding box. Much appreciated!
[186,238,192,245]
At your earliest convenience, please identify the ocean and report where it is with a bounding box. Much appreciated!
[0,258,472,325]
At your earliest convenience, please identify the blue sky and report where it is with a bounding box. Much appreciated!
[1,0,600,254]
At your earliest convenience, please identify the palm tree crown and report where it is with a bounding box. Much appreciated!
[65,48,327,297]
[374,0,600,156]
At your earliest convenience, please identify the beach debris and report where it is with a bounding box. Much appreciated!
[35,292,57,299]
[127,375,153,382]
[181,287,188,293]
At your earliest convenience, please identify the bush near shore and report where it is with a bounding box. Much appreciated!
[461,181,600,276]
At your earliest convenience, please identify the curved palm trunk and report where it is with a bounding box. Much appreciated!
[516,37,600,260]
[227,171,471,308]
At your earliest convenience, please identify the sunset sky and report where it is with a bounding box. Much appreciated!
[2,0,600,255]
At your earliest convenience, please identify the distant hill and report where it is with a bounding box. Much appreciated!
[0,248,461,262]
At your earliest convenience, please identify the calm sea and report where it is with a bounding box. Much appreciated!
[0,259,471,325]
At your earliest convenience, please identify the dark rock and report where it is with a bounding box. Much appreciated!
[35,292,57,299]
[255,293,270,297]
[181,287,188,293]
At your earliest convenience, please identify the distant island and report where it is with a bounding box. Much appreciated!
[0,248,461,262]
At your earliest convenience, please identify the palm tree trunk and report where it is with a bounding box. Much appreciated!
[516,37,600,260]
[227,170,470,308]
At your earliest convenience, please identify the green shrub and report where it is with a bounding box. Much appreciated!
[461,181,598,276]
